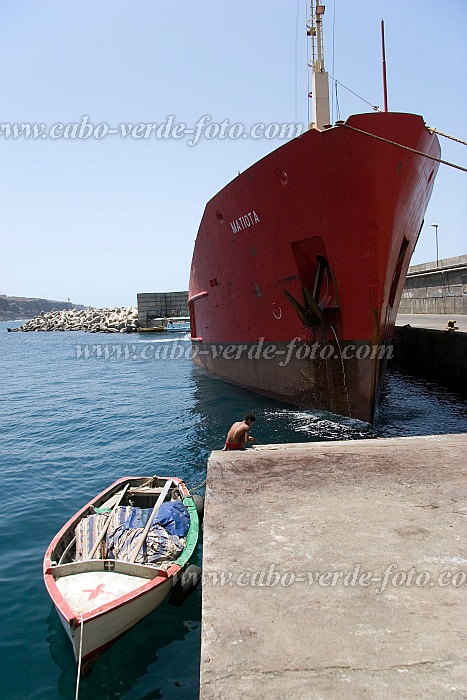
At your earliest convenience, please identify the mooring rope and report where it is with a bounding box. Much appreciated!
[188,478,207,493]
[74,615,84,700]
[322,81,467,149]
[337,123,467,173]
[427,127,467,147]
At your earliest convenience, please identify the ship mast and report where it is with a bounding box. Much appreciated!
[307,2,330,130]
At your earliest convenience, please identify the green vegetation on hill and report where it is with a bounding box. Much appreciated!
[0,295,86,322]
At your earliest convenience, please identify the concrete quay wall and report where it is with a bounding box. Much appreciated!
[399,254,467,315]
[200,434,467,699]
[392,325,467,389]
[137,291,188,327]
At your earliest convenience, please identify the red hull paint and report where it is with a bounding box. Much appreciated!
[189,113,440,423]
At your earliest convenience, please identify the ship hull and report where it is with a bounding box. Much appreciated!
[189,113,440,423]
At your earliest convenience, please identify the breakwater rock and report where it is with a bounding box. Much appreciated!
[8,307,139,333]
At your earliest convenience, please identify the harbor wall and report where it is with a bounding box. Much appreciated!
[137,291,188,328]
[393,325,467,389]
[398,254,467,314]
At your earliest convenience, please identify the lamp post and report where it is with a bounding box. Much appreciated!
[431,223,439,268]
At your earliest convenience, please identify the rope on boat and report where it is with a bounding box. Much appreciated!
[187,478,207,493]
[337,123,467,173]
[426,127,467,147]
[74,615,84,700]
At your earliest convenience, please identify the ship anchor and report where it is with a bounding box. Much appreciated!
[284,255,336,329]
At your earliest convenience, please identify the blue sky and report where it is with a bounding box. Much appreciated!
[0,0,465,308]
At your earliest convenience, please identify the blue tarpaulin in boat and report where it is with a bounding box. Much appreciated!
[74,503,190,563]
[110,503,190,536]
[155,501,190,537]
[106,521,184,564]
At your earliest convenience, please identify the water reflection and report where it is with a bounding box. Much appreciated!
[376,369,467,437]
[189,365,467,445]
[36,338,467,699]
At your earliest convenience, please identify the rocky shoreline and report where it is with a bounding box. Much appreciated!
[8,307,139,333]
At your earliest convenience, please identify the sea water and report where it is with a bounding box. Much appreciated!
[1,321,466,699]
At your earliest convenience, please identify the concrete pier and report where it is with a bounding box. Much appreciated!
[200,434,467,699]
[393,314,467,389]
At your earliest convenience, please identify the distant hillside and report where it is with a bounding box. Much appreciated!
[0,295,87,322]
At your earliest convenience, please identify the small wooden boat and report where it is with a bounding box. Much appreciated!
[43,476,200,675]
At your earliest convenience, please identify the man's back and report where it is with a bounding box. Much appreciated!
[226,421,248,445]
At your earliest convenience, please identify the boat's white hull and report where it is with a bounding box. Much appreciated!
[59,577,173,668]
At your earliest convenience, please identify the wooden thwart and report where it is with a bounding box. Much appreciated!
[86,483,130,561]
[129,479,173,563]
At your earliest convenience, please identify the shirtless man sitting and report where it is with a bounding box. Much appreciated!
[223,413,258,450]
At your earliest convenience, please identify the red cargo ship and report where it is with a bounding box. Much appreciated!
[188,4,440,423]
